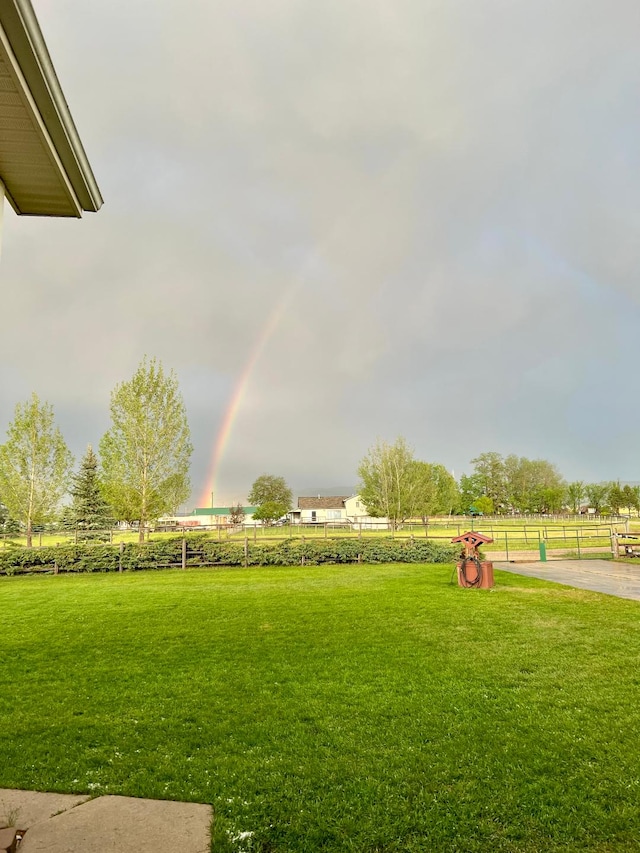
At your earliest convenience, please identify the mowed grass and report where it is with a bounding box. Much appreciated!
[1,565,640,852]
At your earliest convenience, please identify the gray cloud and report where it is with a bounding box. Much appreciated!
[2,0,640,505]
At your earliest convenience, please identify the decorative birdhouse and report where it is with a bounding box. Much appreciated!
[451,531,495,589]
[451,531,493,557]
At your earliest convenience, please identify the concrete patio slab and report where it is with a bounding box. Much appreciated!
[0,789,89,830]
[1,792,212,853]
[495,559,640,601]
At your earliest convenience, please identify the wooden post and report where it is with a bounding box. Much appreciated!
[119,541,124,573]
[182,538,187,570]
[254,524,257,542]
[244,536,248,568]
[505,531,509,562]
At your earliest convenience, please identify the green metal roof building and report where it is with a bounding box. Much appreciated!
[193,507,258,517]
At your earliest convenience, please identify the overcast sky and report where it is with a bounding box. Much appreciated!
[2,0,640,507]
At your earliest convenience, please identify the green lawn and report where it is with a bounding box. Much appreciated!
[1,565,640,851]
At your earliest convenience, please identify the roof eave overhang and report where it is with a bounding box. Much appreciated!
[0,0,102,216]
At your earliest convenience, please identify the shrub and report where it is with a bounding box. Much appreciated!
[0,536,459,575]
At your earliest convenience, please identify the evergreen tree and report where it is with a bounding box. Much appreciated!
[0,503,20,536]
[66,446,113,536]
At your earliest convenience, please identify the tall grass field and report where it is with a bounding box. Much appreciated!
[1,564,639,851]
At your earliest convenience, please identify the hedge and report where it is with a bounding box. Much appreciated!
[0,535,460,575]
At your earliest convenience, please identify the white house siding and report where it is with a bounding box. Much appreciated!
[344,496,389,530]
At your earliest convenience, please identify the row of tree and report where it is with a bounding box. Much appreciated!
[350,441,637,527]
[460,451,638,516]
[1,371,635,544]
[0,358,192,545]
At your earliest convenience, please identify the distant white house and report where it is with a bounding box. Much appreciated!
[289,496,350,525]
[289,495,389,530]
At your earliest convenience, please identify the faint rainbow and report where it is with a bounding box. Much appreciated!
[198,298,291,507]
[199,151,415,507]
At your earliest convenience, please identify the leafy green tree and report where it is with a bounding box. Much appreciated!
[248,475,292,524]
[358,437,417,529]
[459,472,484,514]
[503,455,564,513]
[412,462,459,523]
[431,464,460,515]
[470,452,507,511]
[608,482,625,515]
[585,482,610,514]
[623,485,638,517]
[63,445,113,537]
[566,481,585,515]
[100,357,193,542]
[539,485,566,514]
[411,461,438,524]
[0,394,73,547]
[472,496,494,515]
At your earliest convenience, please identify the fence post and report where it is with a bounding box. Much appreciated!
[505,531,509,562]
[182,538,187,570]
[577,533,581,559]
[611,531,617,559]
[119,541,124,573]
[244,536,248,568]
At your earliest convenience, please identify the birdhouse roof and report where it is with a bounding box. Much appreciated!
[451,531,494,545]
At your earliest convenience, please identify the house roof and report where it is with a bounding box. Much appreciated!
[0,0,102,216]
[297,496,350,510]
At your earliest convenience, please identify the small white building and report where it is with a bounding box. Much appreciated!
[343,495,389,529]
[289,495,389,530]
[289,496,350,525]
